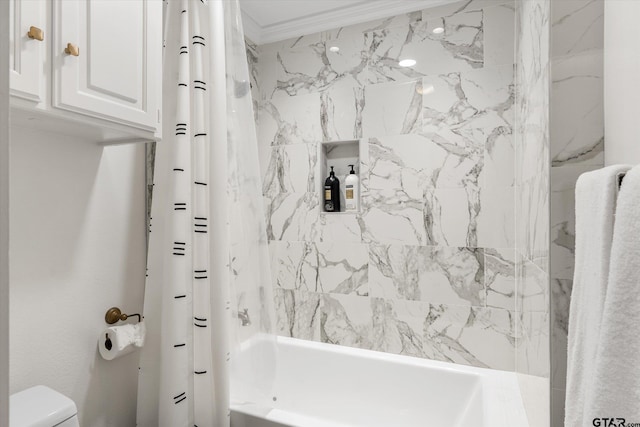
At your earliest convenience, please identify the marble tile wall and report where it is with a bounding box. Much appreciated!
[514,0,551,424]
[253,0,521,373]
[548,1,604,425]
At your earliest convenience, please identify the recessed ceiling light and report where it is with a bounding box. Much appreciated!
[432,27,444,34]
[329,46,340,53]
[398,59,416,67]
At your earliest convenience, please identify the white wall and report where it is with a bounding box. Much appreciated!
[0,1,10,425]
[9,126,146,427]
[604,0,640,165]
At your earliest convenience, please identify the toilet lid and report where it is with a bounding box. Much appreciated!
[10,385,77,427]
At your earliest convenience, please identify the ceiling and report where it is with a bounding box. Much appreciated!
[239,0,458,44]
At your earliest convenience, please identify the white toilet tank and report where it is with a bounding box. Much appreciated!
[10,385,79,427]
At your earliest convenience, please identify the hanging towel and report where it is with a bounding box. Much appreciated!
[583,165,640,422]
[565,164,631,427]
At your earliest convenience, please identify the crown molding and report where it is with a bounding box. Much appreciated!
[241,0,454,45]
[241,10,262,44]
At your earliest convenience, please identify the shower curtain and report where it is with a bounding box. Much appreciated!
[137,1,277,426]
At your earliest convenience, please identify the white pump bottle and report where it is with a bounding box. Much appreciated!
[345,164,359,212]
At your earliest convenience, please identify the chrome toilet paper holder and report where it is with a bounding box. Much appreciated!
[104,307,141,324]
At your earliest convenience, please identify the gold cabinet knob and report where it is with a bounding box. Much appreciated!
[27,26,44,41]
[64,43,79,56]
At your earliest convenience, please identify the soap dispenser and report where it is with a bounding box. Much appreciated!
[324,166,341,212]
[345,164,359,212]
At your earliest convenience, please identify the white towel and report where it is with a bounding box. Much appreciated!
[583,165,640,422]
[565,164,631,427]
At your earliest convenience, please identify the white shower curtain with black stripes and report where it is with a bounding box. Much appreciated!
[137,1,278,426]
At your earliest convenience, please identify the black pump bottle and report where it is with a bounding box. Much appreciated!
[324,166,341,212]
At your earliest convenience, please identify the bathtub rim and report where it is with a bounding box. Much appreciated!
[231,335,529,427]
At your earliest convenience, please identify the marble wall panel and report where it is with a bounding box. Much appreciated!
[274,288,322,340]
[320,294,373,350]
[548,2,604,422]
[371,298,429,357]
[551,0,604,58]
[423,304,516,371]
[514,2,551,425]
[254,0,524,374]
[264,192,320,241]
[272,241,369,295]
[262,143,317,196]
[516,310,550,377]
[369,244,484,306]
[257,92,322,146]
[551,51,603,167]
[484,248,516,311]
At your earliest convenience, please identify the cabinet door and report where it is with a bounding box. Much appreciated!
[53,0,161,132]
[9,0,46,102]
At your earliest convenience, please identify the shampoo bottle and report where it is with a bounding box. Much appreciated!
[345,164,359,212]
[324,166,341,212]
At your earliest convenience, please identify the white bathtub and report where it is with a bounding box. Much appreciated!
[230,336,529,427]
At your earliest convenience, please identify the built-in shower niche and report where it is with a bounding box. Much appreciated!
[319,140,361,214]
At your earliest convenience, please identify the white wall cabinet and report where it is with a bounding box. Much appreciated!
[9,0,47,103]
[9,0,162,144]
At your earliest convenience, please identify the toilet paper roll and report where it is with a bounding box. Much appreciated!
[98,322,146,361]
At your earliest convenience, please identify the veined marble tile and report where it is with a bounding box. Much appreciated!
[550,188,575,280]
[362,186,476,247]
[421,71,482,131]
[257,92,322,146]
[550,163,600,192]
[423,304,516,371]
[423,187,477,247]
[320,79,364,141]
[264,192,319,241]
[551,0,603,58]
[484,248,516,311]
[362,80,423,137]
[371,298,428,357]
[421,65,514,187]
[517,254,549,312]
[367,135,481,191]
[317,212,363,243]
[516,310,550,377]
[516,123,550,186]
[551,278,571,390]
[262,143,317,196]
[320,294,373,350]
[274,288,321,341]
[533,173,551,271]
[256,55,279,101]
[551,51,603,167]
[476,186,514,248]
[321,11,423,44]
[271,241,320,291]
[457,64,515,132]
[268,241,279,291]
[360,205,426,246]
[269,11,424,95]
[369,244,484,306]
[515,0,550,248]
[484,2,516,67]
[484,125,514,188]
[316,242,369,295]
[365,10,483,84]
[516,175,550,270]
[271,241,369,295]
[275,38,367,97]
